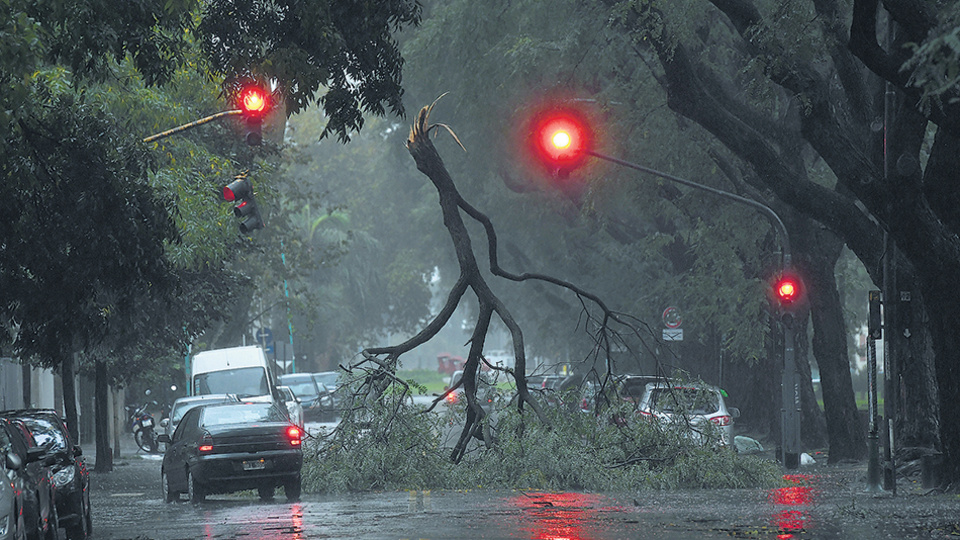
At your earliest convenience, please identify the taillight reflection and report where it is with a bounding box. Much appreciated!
[445,392,459,404]
[769,474,816,538]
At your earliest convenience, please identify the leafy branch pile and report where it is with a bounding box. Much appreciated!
[300,381,781,494]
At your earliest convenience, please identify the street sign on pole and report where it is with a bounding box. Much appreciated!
[255,327,274,354]
[662,328,684,341]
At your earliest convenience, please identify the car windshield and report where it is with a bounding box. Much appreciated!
[279,377,318,399]
[649,388,720,415]
[18,417,68,451]
[314,373,338,387]
[194,367,268,398]
[201,404,285,426]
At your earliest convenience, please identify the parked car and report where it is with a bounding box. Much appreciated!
[0,419,58,540]
[276,386,304,429]
[636,383,740,449]
[0,447,27,540]
[277,374,335,422]
[160,394,240,441]
[158,402,303,503]
[0,410,90,540]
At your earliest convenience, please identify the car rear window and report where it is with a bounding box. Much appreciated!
[201,404,285,426]
[649,388,720,415]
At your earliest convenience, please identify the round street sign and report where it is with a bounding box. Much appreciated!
[255,327,273,345]
[662,306,682,329]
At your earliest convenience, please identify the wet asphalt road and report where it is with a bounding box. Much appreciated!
[87,421,960,539]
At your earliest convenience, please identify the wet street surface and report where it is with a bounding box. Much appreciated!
[90,431,960,539]
[90,455,960,539]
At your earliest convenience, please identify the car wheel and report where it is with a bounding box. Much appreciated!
[187,470,205,503]
[65,505,87,540]
[257,485,275,501]
[284,475,302,502]
[161,470,177,503]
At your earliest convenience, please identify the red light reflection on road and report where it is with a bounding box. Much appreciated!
[506,492,605,540]
[769,474,816,539]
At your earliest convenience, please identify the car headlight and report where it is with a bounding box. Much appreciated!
[53,466,76,487]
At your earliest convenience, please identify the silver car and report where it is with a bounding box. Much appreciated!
[160,394,239,441]
[636,383,739,448]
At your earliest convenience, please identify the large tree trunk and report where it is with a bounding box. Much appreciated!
[801,223,867,461]
[94,359,112,472]
[60,351,79,443]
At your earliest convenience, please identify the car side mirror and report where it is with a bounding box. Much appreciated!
[729,407,741,419]
[160,418,169,428]
[157,434,172,444]
[5,451,22,472]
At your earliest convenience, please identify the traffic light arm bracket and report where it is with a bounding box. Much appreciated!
[587,150,792,268]
[143,110,243,144]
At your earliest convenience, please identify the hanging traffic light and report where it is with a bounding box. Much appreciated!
[529,105,592,176]
[773,272,804,327]
[223,175,264,233]
[776,275,800,304]
[237,84,269,146]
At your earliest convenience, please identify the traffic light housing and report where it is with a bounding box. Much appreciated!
[223,175,264,233]
[529,105,592,176]
[773,272,804,327]
[237,84,269,146]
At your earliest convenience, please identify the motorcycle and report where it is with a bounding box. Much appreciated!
[130,402,160,453]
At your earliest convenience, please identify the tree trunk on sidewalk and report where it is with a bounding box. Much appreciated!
[61,351,80,443]
[94,358,113,472]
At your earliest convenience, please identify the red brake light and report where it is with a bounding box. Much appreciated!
[198,432,214,453]
[445,392,458,404]
[287,426,302,446]
[710,415,732,427]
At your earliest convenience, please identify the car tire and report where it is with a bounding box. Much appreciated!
[161,470,177,503]
[257,485,275,501]
[65,505,87,540]
[187,470,205,503]
[284,475,302,502]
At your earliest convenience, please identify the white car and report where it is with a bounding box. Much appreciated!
[637,382,740,449]
[277,386,304,429]
[160,393,239,440]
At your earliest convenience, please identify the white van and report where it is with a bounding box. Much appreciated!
[190,345,278,403]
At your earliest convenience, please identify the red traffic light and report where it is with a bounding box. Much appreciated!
[775,275,801,304]
[530,106,592,172]
[238,85,268,117]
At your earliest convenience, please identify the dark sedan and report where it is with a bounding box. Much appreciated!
[0,419,57,540]
[277,374,335,422]
[158,402,303,503]
[1,410,90,540]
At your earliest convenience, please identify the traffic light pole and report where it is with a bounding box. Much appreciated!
[585,149,802,468]
[143,110,242,143]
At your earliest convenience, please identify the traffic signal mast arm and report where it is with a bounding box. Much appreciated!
[143,109,244,143]
[586,150,792,268]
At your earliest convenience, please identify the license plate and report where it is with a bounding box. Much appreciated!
[242,460,266,471]
[140,418,154,428]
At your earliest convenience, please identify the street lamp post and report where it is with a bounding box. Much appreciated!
[533,108,803,468]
